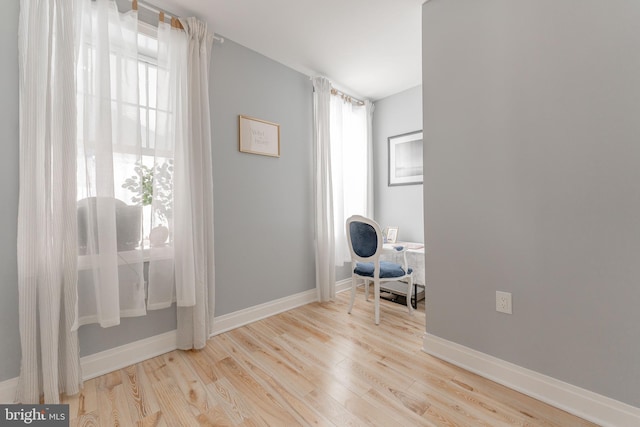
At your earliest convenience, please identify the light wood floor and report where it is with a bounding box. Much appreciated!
[62,290,597,426]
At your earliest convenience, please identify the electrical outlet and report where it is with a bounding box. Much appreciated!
[496,291,512,314]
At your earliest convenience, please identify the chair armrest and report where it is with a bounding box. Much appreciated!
[392,246,410,272]
[382,244,410,272]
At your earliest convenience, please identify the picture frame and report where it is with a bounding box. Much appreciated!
[388,130,423,186]
[239,115,280,157]
[386,226,399,244]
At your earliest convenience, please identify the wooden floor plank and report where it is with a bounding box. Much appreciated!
[204,377,256,426]
[75,410,99,427]
[212,335,303,426]
[121,364,160,423]
[60,290,598,426]
[227,327,316,396]
[303,388,369,427]
[150,378,199,427]
[164,352,215,416]
[136,410,166,427]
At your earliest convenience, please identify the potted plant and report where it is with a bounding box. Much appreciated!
[122,160,173,246]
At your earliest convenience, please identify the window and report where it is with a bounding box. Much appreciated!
[134,27,173,245]
[77,20,173,256]
[330,95,369,265]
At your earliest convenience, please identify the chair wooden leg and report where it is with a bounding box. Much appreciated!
[406,276,414,315]
[348,275,357,314]
[364,279,370,301]
[374,280,380,325]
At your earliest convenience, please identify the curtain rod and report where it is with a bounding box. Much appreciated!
[133,0,224,43]
[331,87,365,106]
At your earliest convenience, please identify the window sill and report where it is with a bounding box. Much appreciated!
[78,246,173,271]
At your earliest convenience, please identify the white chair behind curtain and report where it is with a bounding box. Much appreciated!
[17,0,82,403]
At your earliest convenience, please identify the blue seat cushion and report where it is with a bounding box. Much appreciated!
[354,261,412,278]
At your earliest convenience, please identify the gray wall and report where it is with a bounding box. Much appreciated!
[1,3,314,381]
[373,85,424,243]
[423,0,640,407]
[211,39,315,315]
[0,0,22,383]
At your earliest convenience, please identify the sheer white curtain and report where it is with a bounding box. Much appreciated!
[366,101,375,218]
[17,0,215,401]
[74,1,215,335]
[76,0,145,326]
[331,95,369,265]
[173,17,216,349]
[312,77,371,302]
[312,77,335,302]
[17,0,82,403]
[76,0,176,326]
[146,20,183,310]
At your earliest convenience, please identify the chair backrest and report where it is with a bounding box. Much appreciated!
[346,215,383,263]
[77,197,142,254]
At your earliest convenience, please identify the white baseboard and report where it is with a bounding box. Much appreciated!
[0,330,178,404]
[335,278,352,293]
[0,377,18,404]
[86,284,321,379]
[423,333,640,427]
[210,288,318,336]
[0,287,322,403]
[81,330,178,381]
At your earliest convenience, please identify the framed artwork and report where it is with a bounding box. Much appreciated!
[388,130,423,186]
[239,115,280,157]
[386,226,399,244]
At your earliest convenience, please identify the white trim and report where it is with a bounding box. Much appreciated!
[423,333,640,427]
[0,331,177,403]
[0,282,361,404]
[210,288,319,336]
[0,377,18,404]
[335,277,352,294]
[78,246,173,271]
[81,330,177,381]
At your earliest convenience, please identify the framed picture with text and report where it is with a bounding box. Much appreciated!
[239,115,280,157]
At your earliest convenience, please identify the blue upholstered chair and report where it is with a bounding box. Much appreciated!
[346,215,414,325]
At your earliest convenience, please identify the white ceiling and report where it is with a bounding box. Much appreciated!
[169,0,424,101]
